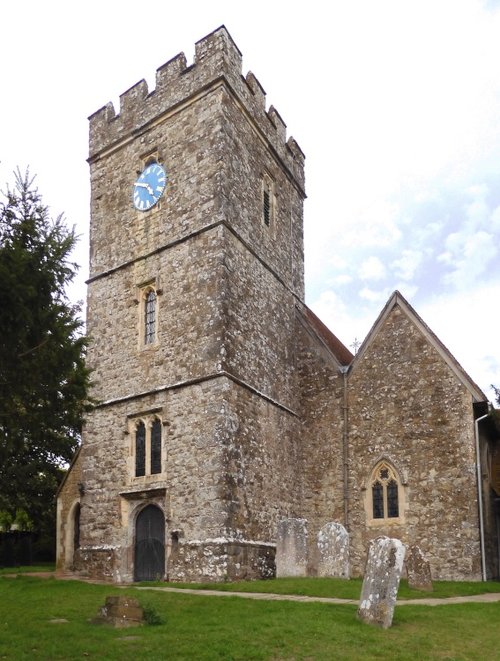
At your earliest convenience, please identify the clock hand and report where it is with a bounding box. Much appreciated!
[136,181,155,196]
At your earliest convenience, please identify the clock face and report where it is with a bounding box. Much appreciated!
[133,163,167,211]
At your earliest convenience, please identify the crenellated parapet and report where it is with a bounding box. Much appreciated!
[88,26,304,189]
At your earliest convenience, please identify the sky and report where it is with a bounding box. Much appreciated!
[1,0,499,401]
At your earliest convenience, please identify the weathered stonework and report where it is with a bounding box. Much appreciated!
[92,596,144,628]
[56,26,499,585]
[405,544,433,591]
[348,301,486,580]
[276,518,308,577]
[316,522,350,579]
[358,536,406,629]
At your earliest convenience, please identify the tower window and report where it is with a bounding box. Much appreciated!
[150,418,162,475]
[144,289,156,344]
[132,416,163,479]
[368,462,403,522]
[262,176,274,228]
[135,421,146,477]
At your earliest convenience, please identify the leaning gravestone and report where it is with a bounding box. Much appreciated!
[358,536,406,629]
[405,544,433,591]
[316,522,349,578]
[276,518,308,577]
[92,595,144,628]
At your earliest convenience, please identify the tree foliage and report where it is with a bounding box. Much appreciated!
[492,385,500,407]
[0,170,90,548]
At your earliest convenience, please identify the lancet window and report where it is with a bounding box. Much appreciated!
[133,417,163,478]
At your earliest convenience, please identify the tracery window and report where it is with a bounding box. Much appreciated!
[369,462,402,521]
[133,417,163,478]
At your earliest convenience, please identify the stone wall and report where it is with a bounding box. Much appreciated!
[348,302,481,580]
[56,448,83,571]
[294,310,346,570]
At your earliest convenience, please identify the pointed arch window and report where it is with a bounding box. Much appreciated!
[368,462,403,522]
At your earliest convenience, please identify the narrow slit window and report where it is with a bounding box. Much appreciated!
[387,479,399,518]
[262,176,274,228]
[144,289,156,344]
[150,418,162,475]
[372,481,384,519]
[263,189,271,226]
[135,422,146,477]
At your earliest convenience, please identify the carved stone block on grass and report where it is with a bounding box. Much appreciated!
[406,545,433,592]
[358,536,406,629]
[317,522,349,578]
[276,518,308,577]
[92,595,144,628]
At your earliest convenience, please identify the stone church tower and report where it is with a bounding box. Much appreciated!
[57,26,307,582]
[57,27,500,583]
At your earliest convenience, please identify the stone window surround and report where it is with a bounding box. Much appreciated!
[363,457,407,527]
[136,279,162,350]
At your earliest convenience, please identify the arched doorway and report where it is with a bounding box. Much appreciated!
[64,501,81,569]
[134,504,165,581]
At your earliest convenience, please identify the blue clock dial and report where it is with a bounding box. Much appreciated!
[133,163,167,211]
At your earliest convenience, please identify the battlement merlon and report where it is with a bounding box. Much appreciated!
[88,26,305,192]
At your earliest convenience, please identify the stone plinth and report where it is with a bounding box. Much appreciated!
[92,596,144,628]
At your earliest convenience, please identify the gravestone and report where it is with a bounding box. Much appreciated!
[358,536,406,629]
[316,522,349,578]
[92,595,144,628]
[276,518,308,577]
[406,544,433,591]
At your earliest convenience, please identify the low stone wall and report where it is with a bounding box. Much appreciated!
[169,540,275,582]
[74,547,119,582]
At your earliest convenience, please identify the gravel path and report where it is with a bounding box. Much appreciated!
[5,572,500,607]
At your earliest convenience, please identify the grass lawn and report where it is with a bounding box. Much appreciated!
[1,575,499,660]
[0,563,55,576]
[138,575,500,600]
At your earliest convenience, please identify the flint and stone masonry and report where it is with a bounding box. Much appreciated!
[57,26,499,584]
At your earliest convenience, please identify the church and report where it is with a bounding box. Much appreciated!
[56,26,500,583]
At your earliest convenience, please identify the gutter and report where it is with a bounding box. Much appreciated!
[475,412,490,581]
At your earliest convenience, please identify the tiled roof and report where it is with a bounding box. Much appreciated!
[300,305,354,366]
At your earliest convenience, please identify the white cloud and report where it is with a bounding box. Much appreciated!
[359,287,389,304]
[395,283,418,300]
[310,289,373,350]
[330,274,353,286]
[420,283,500,400]
[490,205,500,231]
[391,250,423,281]
[441,230,497,289]
[359,256,386,281]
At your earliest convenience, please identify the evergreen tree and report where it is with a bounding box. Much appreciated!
[0,169,90,554]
